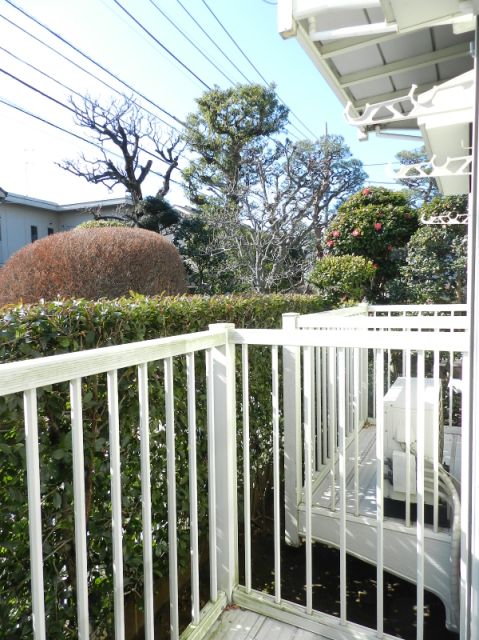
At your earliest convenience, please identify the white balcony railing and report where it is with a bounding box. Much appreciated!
[0,305,470,640]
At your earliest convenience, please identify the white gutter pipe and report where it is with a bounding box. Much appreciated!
[293,0,381,20]
[309,21,397,42]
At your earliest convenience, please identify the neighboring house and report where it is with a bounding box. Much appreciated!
[0,191,131,266]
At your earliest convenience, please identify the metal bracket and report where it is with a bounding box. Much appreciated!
[390,155,473,180]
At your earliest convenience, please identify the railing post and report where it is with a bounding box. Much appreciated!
[208,323,238,601]
[282,313,302,547]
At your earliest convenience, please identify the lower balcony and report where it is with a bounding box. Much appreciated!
[0,303,468,639]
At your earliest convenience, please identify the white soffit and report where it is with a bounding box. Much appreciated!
[280,0,475,131]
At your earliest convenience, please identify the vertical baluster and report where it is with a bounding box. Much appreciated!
[164,358,179,639]
[416,351,425,640]
[316,347,322,467]
[206,349,218,602]
[283,314,301,548]
[345,348,350,438]
[138,365,154,638]
[375,350,384,637]
[303,346,314,615]
[353,348,360,517]
[405,350,412,528]
[433,350,440,533]
[338,348,347,625]
[24,389,46,640]
[272,346,281,603]
[107,370,125,640]
[186,354,200,625]
[242,345,252,592]
[328,347,337,510]
[70,378,90,640]
[322,347,328,461]
[449,350,454,428]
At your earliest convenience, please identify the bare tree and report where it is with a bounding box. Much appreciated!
[60,94,184,204]
[187,136,366,293]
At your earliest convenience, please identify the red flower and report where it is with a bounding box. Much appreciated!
[326,240,335,247]
[374,222,382,231]
[352,229,361,237]
[372,263,379,269]
[332,230,340,238]
[387,244,393,252]
[362,188,371,196]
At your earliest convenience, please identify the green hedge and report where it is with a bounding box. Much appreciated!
[0,293,325,638]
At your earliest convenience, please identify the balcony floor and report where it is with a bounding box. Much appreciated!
[204,607,325,639]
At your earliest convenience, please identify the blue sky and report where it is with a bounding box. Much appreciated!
[0,0,420,205]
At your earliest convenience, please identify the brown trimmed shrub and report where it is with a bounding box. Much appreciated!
[0,227,186,304]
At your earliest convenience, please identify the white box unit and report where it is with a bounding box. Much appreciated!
[384,377,442,498]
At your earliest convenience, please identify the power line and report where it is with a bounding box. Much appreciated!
[111,0,211,91]
[175,0,251,84]
[201,0,269,85]
[0,67,76,114]
[3,0,185,128]
[0,13,180,132]
[0,62,181,167]
[200,0,319,140]
[145,0,236,86]
[0,97,184,187]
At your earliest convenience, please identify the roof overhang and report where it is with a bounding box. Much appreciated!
[278,0,477,193]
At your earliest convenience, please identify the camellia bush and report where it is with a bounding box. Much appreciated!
[0,227,187,304]
[309,255,375,306]
[324,186,418,300]
[0,293,325,638]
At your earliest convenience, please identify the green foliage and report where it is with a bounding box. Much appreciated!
[309,255,376,305]
[395,146,439,206]
[77,219,127,229]
[0,293,325,638]
[324,187,418,300]
[173,214,238,293]
[0,228,187,304]
[130,196,180,232]
[387,195,468,303]
[183,83,289,208]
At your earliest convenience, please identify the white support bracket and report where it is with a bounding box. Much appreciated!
[390,155,473,180]
[344,79,473,128]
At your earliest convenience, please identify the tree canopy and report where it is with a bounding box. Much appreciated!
[180,83,366,293]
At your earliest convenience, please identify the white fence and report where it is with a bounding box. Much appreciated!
[0,306,470,640]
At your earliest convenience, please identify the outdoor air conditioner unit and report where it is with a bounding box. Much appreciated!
[383,377,443,502]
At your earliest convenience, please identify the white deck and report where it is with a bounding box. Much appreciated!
[205,607,325,640]
[311,423,462,519]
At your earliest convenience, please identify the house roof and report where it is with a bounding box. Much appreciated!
[2,192,132,212]
[278,0,478,193]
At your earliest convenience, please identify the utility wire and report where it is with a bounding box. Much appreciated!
[0,97,183,186]
[175,0,251,84]
[0,63,180,166]
[111,0,210,91]
[3,0,185,128]
[146,0,236,86]
[200,0,319,140]
[0,13,180,132]
[0,67,76,114]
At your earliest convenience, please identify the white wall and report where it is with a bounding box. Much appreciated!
[0,200,127,265]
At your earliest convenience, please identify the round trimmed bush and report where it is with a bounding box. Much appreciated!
[309,254,375,305]
[76,219,127,229]
[0,227,187,304]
